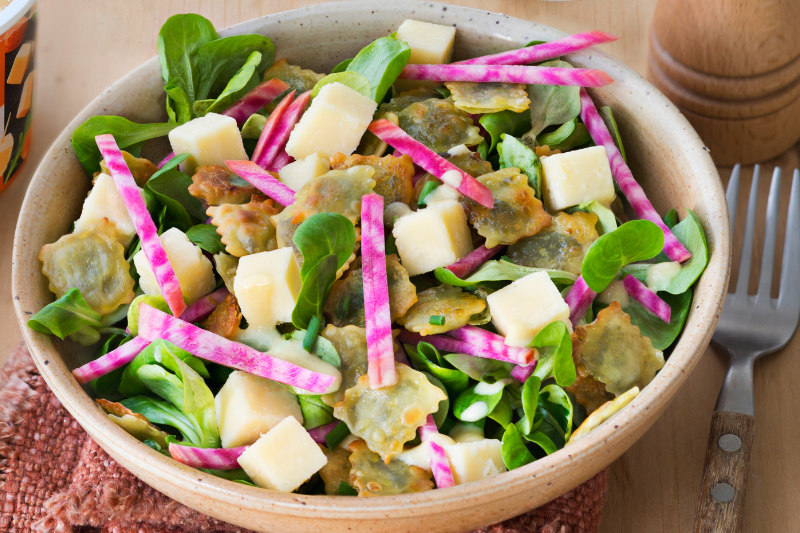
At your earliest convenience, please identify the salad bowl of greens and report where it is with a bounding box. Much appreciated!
[12,2,730,532]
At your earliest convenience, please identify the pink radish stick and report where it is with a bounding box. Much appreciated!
[307,421,340,445]
[445,325,536,365]
[137,304,335,394]
[169,443,246,470]
[511,363,536,383]
[178,287,230,324]
[225,159,296,206]
[251,89,295,165]
[622,275,672,323]
[397,330,525,366]
[368,119,494,209]
[419,415,455,489]
[361,193,398,389]
[253,90,312,170]
[157,152,175,169]
[399,64,613,87]
[222,78,290,127]
[268,150,294,173]
[579,89,691,262]
[96,134,186,316]
[445,244,506,279]
[564,275,597,325]
[454,31,618,66]
[73,336,151,384]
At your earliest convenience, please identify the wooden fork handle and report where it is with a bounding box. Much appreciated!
[693,411,755,533]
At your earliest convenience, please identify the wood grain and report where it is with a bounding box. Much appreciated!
[693,411,755,533]
[0,1,797,532]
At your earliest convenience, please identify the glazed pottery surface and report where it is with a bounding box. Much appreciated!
[12,2,730,532]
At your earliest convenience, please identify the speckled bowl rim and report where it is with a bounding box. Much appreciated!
[12,1,730,530]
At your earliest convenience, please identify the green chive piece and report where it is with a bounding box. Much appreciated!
[429,315,446,326]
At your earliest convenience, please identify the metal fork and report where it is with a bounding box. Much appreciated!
[693,165,800,533]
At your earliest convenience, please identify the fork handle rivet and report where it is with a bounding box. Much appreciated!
[718,434,742,452]
[711,483,735,503]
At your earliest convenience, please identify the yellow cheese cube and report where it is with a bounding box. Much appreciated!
[168,112,248,174]
[394,433,456,472]
[392,199,473,276]
[0,133,13,176]
[74,173,137,248]
[284,82,377,160]
[237,416,328,492]
[278,152,329,192]
[396,19,457,65]
[234,247,302,326]
[16,71,33,119]
[133,227,216,305]
[541,146,615,211]
[215,370,303,448]
[487,271,571,347]
[443,439,506,485]
[7,42,31,85]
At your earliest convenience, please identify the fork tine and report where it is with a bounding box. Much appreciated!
[735,165,760,295]
[757,167,782,299]
[726,164,741,230]
[778,169,800,315]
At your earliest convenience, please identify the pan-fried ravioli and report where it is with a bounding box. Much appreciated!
[348,439,433,496]
[189,165,258,205]
[396,284,485,336]
[207,200,280,257]
[445,82,530,114]
[396,98,483,153]
[330,153,415,207]
[507,212,599,275]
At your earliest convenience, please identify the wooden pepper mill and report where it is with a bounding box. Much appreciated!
[648,0,800,165]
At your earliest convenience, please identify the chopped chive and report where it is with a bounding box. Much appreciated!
[429,315,446,326]
[337,481,358,496]
[325,421,350,450]
[417,180,440,207]
[303,315,322,352]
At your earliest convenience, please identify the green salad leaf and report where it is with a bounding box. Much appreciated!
[292,254,338,329]
[127,294,170,337]
[240,113,267,139]
[330,58,353,74]
[623,210,709,295]
[535,384,573,448]
[119,339,208,397]
[530,321,576,387]
[526,60,581,137]
[324,421,350,450]
[501,423,535,470]
[71,116,177,174]
[536,118,591,152]
[498,134,542,198]
[186,224,226,254]
[422,371,451,428]
[435,260,576,288]
[488,390,513,428]
[195,34,275,101]
[453,381,508,422]
[312,72,371,99]
[346,36,410,103]
[91,333,131,398]
[27,288,102,341]
[202,50,263,116]
[293,213,357,279]
[624,288,693,350]
[121,395,205,446]
[479,109,531,152]
[145,169,207,227]
[570,200,617,235]
[599,105,626,162]
[298,395,334,430]
[581,220,664,292]
[406,342,469,397]
[443,353,514,383]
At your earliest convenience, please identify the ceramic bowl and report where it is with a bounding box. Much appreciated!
[11,2,730,532]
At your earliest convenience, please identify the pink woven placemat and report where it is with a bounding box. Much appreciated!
[0,342,608,533]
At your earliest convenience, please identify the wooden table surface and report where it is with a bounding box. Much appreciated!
[2,1,798,532]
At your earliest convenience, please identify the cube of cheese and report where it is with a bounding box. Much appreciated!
[284,82,377,160]
[448,422,485,443]
[394,433,456,472]
[74,173,137,248]
[392,199,473,276]
[16,71,33,119]
[443,439,506,485]
[278,152,329,192]
[234,247,302,326]
[487,271,571,347]
[133,227,216,305]
[7,42,31,84]
[215,371,303,448]
[396,20,457,65]
[541,146,615,211]
[237,416,328,492]
[168,113,248,174]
